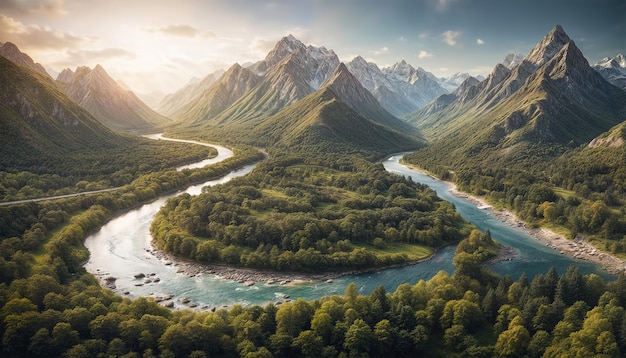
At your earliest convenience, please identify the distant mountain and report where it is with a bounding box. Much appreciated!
[0,42,49,77]
[136,89,166,109]
[58,64,170,132]
[502,53,525,69]
[346,57,448,117]
[437,72,475,92]
[410,75,480,118]
[592,54,626,90]
[0,55,127,170]
[405,25,626,167]
[158,69,224,116]
[322,63,420,136]
[168,63,262,126]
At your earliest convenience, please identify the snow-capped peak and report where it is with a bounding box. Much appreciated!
[502,53,525,69]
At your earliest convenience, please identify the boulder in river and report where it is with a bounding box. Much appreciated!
[134,273,145,279]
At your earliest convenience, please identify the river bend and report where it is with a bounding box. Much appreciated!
[84,144,611,309]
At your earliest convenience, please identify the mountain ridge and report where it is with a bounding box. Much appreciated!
[404,24,626,167]
[58,64,170,132]
[0,55,128,170]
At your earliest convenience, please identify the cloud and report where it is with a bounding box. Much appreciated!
[143,24,216,39]
[442,30,461,46]
[372,46,389,55]
[0,0,66,16]
[50,48,136,69]
[0,14,84,50]
[250,36,278,57]
[418,50,433,59]
[435,0,456,12]
[477,38,485,45]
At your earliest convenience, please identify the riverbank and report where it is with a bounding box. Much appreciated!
[146,242,444,287]
[447,183,626,275]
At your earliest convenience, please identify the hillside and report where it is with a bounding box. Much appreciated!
[167,63,261,127]
[0,55,128,170]
[0,42,49,77]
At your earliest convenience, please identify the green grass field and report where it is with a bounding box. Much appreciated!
[354,242,434,261]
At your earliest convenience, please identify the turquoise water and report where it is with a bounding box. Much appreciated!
[83,146,612,309]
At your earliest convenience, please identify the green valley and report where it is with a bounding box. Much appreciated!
[0,8,625,357]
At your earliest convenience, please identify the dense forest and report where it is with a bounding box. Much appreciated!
[404,140,626,256]
[3,204,626,357]
[151,152,468,272]
[0,139,215,202]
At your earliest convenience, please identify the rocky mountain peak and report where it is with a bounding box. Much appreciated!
[386,60,416,81]
[591,53,626,90]
[0,42,49,77]
[525,24,572,68]
[502,53,525,69]
[453,76,480,96]
[350,55,369,67]
[616,54,626,67]
[263,34,306,65]
[57,68,75,83]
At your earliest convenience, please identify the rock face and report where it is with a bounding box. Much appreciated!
[0,42,49,77]
[592,53,626,90]
[58,64,170,131]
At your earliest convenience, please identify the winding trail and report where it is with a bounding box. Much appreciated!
[0,187,121,206]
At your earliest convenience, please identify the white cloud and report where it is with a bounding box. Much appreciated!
[477,38,485,45]
[418,50,433,59]
[46,48,136,71]
[372,46,389,55]
[442,30,461,46]
[143,24,216,39]
[0,14,85,50]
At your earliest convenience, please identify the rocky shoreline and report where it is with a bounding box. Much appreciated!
[448,186,626,275]
[145,243,442,286]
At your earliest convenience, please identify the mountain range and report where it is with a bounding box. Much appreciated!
[216,61,425,157]
[161,35,453,125]
[56,64,170,132]
[2,25,624,165]
[592,54,626,90]
[0,42,49,78]
[0,55,127,170]
[404,24,626,168]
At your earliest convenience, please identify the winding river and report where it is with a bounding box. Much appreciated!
[84,142,612,309]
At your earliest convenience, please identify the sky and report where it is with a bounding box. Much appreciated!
[1,0,624,96]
